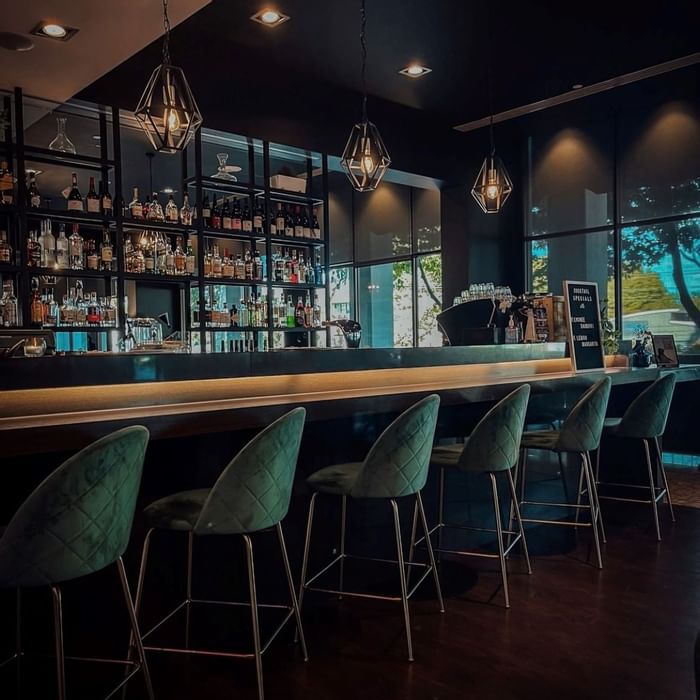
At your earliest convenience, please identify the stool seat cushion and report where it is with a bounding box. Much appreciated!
[144,489,210,531]
[307,463,364,496]
[521,429,560,451]
[430,443,466,468]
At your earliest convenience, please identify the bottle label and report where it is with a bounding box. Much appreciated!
[102,196,112,212]
[30,195,41,208]
[223,216,232,230]
[314,227,321,239]
[277,217,286,231]
[294,226,303,237]
[186,256,195,274]
[131,204,143,218]
[232,219,242,231]
[68,200,84,211]
[243,220,253,232]
[253,215,263,229]
[101,248,113,262]
[87,198,100,214]
[202,206,211,219]
[167,210,178,222]
[87,255,98,270]
[285,226,294,237]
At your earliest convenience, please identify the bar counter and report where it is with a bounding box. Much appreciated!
[2,346,698,456]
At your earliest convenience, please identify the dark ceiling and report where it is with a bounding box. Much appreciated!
[80,0,699,180]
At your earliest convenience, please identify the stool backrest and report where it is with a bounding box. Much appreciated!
[617,373,677,439]
[557,376,611,452]
[0,426,149,588]
[351,394,440,499]
[194,407,306,535]
[458,385,531,472]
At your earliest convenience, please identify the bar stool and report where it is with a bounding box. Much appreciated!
[595,373,676,540]
[516,376,611,569]
[0,426,153,700]
[133,408,307,700]
[298,395,443,662]
[419,385,532,608]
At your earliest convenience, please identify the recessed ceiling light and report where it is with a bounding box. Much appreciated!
[31,21,79,42]
[250,8,290,27]
[572,83,584,90]
[399,64,432,78]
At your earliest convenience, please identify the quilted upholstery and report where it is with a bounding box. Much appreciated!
[306,463,363,495]
[457,385,531,472]
[349,394,440,499]
[192,407,305,535]
[614,374,676,439]
[555,377,611,452]
[144,489,209,531]
[0,427,149,588]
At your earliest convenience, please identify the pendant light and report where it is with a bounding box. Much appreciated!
[341,0,391,192]
[134,0,202,154]
[470,14,512,214]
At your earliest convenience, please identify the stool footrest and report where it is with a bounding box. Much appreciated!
[434,532,523,561]
[520,517,592,527]
[521,500,591,510]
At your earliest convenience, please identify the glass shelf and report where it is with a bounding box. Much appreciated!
[27,267,116,278]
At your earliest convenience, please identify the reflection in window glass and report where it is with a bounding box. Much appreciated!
[621,217,700,353]
[413,188,441,252]
[358,262,413,348]
[529,230,615,309]
[416,254,443,346]
[330,266,353,320]
[619,103,700,223]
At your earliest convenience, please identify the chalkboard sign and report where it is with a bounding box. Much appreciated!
[563,280,605,372]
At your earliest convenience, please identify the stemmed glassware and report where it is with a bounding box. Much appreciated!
[211,153,242,181]
[48,116,77,154]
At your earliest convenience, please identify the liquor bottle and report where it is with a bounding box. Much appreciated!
[100,181,113,217]
[286,294,295,328]
[268,209,277,236]
[185,238,196,275]
[174,236,186,274]
[274,251,284,283]
[149,192,164,221]
[212,245,222,278]
[180,194,192,226]
[240,297,249,327]
[1,280,18,327]
[165,194,179,222]
[86,177,100,214]
[45,288,59,327]
[244,250,253,280]
[290,250,299,284]
[87,292,101,326]
[27,172,41,208]
[253,249,263,280]
[30,285,44,326]
[100,229,113,271]
[211,195,221,229]
[235,253,245,280]
[304,294,313,327]
[232,199,242,231]
[67,173,83,211]
[144,246,155,274]
[86,239,99,270]
[27,230,40,268]
[295,296,305,327]
[0,230,12,263]
[0,161,14,205]
[294,206,304,237]
[222,197,232,230]
[314,253,325,286]
[276,203,286,237]
[38,218,56,268]
[284,206,294,237]
[313,293,322,327]
[312,209,321,239]
[203,246,212,277]
[69,224,84,270]
[129,187,143,219]
[253,201,264,234]
[231,304,239,327]
[242,202,253,233]
[165,241,175,275]
[201,192,211,227]
[143,193,151,220]
[56,224,69,269]
[302,208,311,238]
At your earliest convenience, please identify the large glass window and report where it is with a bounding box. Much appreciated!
[358,262,413,348]
[330,266,353,320]
[416,254,443,346]
[621,217,700,352]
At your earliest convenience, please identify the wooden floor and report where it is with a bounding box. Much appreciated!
[3,493,699,700]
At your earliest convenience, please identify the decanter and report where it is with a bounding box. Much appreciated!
[211,152,238,181]
[48,116,77,154]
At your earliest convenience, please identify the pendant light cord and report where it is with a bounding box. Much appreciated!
[162,0,172,65]
[486,4,495,156]
[360,0,368,123]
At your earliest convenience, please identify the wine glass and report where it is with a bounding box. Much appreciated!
[211,153,241,181]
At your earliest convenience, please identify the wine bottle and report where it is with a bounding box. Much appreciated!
[302,208,311,238]
[27,172,41,208]
[294,206,303,237]
[222,197,232,230]
[129,187,143,219]
[201,192,211,227]
[211,195,221,229]
[86,176,100,214]
[232,198,242,231]
[276,203,286,236]
[242,201,253,233]
[100,180,113,217]
[253,201,264,233]
[67,173,83,211]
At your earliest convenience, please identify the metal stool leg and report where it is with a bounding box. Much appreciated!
[506,469,532,575]
[407,497,419,587]
[558,452,570,506]
[389,499,413,662]
[50,585,66,700]
[15,589,22,692]
[585,452,606,544]
[339,495,347,599]
[654,437,675,522]
[643,439,662,541]
[489,474,510,608]
[574,457,585,527]
[276,524,308,661]
[185,531,194,648]
[243,535,264,700]
[581,453,603,569]
[436,467,446,561]
[296,492,317,642]
[416,492,444,612]
[117,557,155,700]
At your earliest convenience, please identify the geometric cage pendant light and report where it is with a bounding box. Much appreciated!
[471,139,513,213]
[341,0,391,192]
[135,0,203,154]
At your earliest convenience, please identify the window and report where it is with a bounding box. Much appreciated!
[416,254,443,346]
[621,217,700,352]
[330,266,353,320]
[358,262,413,348]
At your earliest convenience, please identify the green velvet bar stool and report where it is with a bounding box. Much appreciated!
[0,426,153,700]
[298,394,443,662]
[517,376,611,569]
[133,408,307,700]
[420,385,532,608]
[596,373,677,540]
